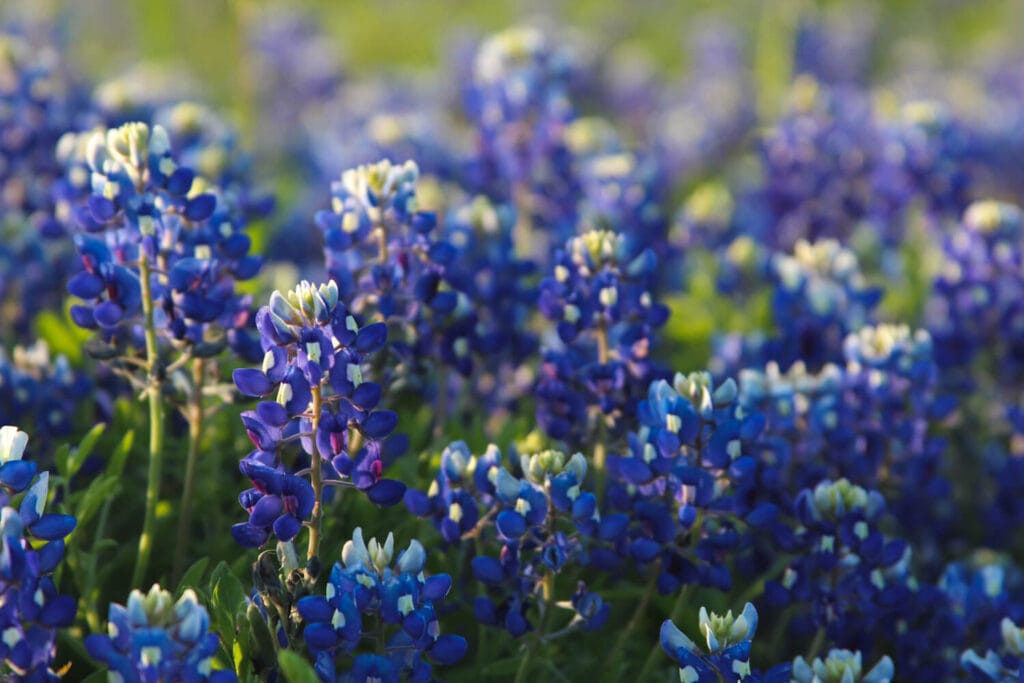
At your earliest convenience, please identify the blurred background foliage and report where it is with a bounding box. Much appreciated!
[20,0,1024,141]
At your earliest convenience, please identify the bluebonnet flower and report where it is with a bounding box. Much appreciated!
[791,649,894,683]
[939,556,1024,657]
[759,77,902,249]
[405,441,618,638]
[85,584,236,682]
[536,229,668,445]
[961,617,1024,682]
[403,441,486,544]
[231,280,405,548]
[302,76,458,186]
[607,372,770,594]
[0,31,84,337]
[439,195,538,396]
[577,151,670,259]
[464,25,581,254]
[0,341,96,452]
[152,101,275,223]
[711,237,882,380]
[765,239,881,373]
[927,200,1024,396]
[316,160,472,394]
[243,5,343,161]
[61,121,262,362]
[660,602,790,682]
[738,325,953,521]
[792,10,877,87]
[886,100,974,219]
[763,479,911,646]
[0,426,77,681]
[981,404,1024,550]
[296,528,466,681]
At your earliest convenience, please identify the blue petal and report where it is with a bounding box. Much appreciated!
[429,634,468,665]
[0,461,37,492]
[496,510,527,539]
[29,514,77,541]
[234,368,273,397]
[366,479,406,506]
[185,194,217,221]
[362,410,398,439]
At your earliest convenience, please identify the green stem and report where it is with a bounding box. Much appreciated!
[596,319,610,365]
[637,584,693,680]
[173,358,205,583]
[434,365,449,441]
[307,385,324,562]
[512,183,534,260]
[132,254,165,588]
[513,645,533,683]
[604,565,658,674]
[84,496,113,633]
[806,627,826,662]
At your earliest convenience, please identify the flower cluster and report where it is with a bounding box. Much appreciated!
[536,229,668,444]
[0,426,77,681]
[763,479,912,649]
[62,120,262,361]
[739,323,953,550]
[297,528,466,680]
[0,341,95,451]
[758,77,901,249]
[465,24,580,241]
[406,441,615,638]
[85,584,236,682]
[791,649,894,683]
[927,200,1024,395]
[0,30,83,336]
[232,280,405,548]
[607,372,770,594]
[660,603,789,682]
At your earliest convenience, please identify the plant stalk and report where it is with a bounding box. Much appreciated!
[132,254,165,588]
[173,357,205,583]
[307,385,324,561]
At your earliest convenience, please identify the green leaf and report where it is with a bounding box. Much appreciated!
[67,423,106,478]
[209,561,230,591]
[211,570,247,652]
[81,671,109,683]
[54,443,71,480]
[177,557,210,597]
[278,650,319,683]
[106,429,135,479]
[74,476,120,528]
[247,603,277,670]
[36,309,90,364]
[482,656,525,676]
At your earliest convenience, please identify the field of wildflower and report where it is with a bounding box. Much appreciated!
[4,0,1024,680]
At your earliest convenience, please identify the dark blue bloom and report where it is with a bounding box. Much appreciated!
[85,584,237,682]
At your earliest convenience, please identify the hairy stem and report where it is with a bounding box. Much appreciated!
[173,357,205,583]
[307,385,324,561]
[132,254,165,588]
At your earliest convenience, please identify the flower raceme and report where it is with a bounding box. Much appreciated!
[85,584,236,683]
[62,120,262,361]
[296,527,466,681]
[0,427,77,681]
[231,280,406,548]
